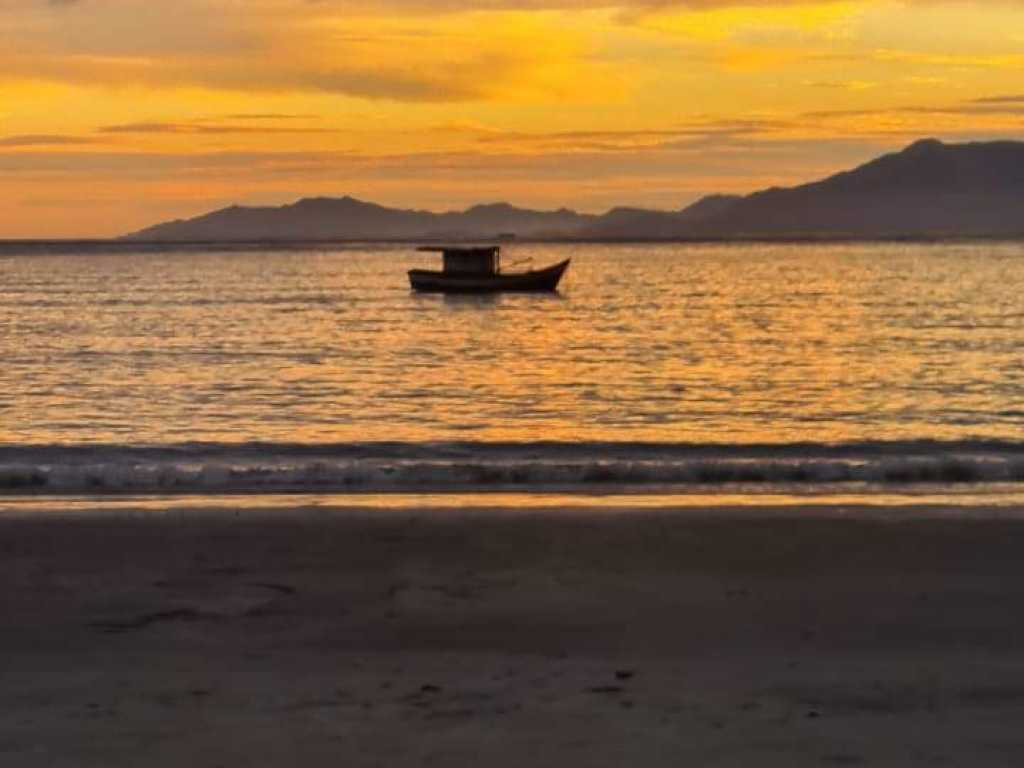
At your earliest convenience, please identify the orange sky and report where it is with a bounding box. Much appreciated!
[2,0,1023,237]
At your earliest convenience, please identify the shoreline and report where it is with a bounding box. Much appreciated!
[5,503,1024,765]
[7,491,1024,519]
[4,234,1024,253]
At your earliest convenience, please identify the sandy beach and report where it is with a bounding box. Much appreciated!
[4,503,1024,766]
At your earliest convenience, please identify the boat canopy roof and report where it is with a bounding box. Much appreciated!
[417,245,500,275]
[417,246,500,255]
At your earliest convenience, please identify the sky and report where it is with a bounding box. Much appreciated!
[2,0,1023,237]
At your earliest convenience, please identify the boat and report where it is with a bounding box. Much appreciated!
[408,246,569,294]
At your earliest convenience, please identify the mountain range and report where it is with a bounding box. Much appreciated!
[122,138,1024,242]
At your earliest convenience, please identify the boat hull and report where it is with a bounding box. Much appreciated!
[408,259,570,293]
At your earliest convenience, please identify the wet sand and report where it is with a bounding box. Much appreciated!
[4,505,1024,766]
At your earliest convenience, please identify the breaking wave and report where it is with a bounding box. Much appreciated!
[4,440,1024,495]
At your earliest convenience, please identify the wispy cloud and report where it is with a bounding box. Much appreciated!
[219,113,319,120]
[804,80,877,91]
[463,118,791,152]
[98,122,335,135]
[971,94,1024,105]
[0,134,100,147]
[804,100,1024,120]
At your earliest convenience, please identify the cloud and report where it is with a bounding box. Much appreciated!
[972,94,1024,105]
[0,134,99,146]
[219,113,319,120]
[0,133,883,187]
[10,0,1016,108]
[804,80,877,91]
[98,121,335,135]
[10,131,1024,237]
[461,117,791,153]
[804,100,1024,120]
[0,5,607,103]
[0,52,545,103]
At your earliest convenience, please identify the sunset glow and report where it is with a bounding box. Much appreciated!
[2,0,1023,236]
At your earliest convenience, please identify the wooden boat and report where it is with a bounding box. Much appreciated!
[408,246,569,293]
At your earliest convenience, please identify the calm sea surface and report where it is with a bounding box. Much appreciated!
[2,241,1024,495]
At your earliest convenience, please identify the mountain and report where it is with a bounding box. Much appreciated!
[123,139,1024,241]
[438,203,592,236]
[123,196,596,241]
[676,194,743,222]
[583,194,744,239]
[675,139,1024,239]
[583,207,684,239]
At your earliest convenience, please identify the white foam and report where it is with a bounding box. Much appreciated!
[4,442,1024,495]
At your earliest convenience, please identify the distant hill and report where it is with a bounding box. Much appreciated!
[123,139,1024,241]
[123,196,596,241]
[583,195,744,239]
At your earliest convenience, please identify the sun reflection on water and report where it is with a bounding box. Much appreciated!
[2,241,1024,446]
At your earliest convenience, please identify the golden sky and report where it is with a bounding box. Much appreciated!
[2,0,1023,236]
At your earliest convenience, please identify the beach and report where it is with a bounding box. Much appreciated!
[5,501,1024,766]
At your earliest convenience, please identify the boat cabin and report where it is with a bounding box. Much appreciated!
[417,246,500,276]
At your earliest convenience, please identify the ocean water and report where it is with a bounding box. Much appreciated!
[3,240,1024,497]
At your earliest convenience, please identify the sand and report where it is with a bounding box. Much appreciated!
[4,502,1024,766]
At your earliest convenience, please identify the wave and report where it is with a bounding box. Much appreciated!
[4,439,1024,495]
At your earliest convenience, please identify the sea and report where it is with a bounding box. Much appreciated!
[3,240,1024,512]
